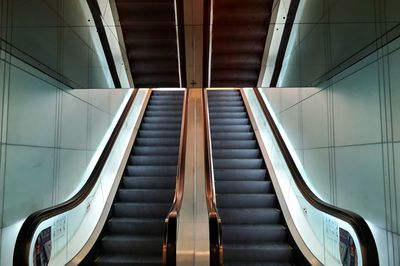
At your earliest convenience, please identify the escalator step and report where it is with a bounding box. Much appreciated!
[215,181,271,194]
[209,111,247,119]
[212,140,257,149]
[135,137,180,146]
[113,203,171,218]
[218,208,281,224]
[212,132,254,140]
[141,123,182,130]
[133,146,179,156]
[145,111,182,117]
[148,100,183,106]
[210,118,249,125]
[213,159,264,169]
[138,130,180,138]
[208,90,240,96]
[209,106,245,112]
[125,165,177,177]
[152,90,183,95]
[214,169,267,181]
[224,263,292,266]
[107,218,164,236]
[223,243,293,262]
[211,125,251,132]
[147,105,182,111]
[223,224,288,243]
[100,235,163,256]
[122,176,176,190]
[118,189,174,203]
[208,96,242,102]
[143,116,182,123]
[208,101,243,107]
[129,155,178,165]
[212,149,261,159]
[217,194,276,208]
[95,255,162,266]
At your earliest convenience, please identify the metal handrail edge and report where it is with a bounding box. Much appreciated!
[202,89,223,266]
[163,89,189,266]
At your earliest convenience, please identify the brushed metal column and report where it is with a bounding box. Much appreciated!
[176,88,209,265]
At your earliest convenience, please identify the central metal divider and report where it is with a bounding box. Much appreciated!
[176,88,210,265]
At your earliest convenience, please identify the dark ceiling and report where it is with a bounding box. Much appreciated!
[114,0,274,88]
[115,0,182,88]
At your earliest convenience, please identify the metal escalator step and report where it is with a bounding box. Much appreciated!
[147,105,182,111]
[152,90,183,96]
[209,111,247,118]
[145,111,182,117]
[211,125,251,132]
[95,254,162,266]
[148,100,183,106]
[210,118,249,125]
[100,235,163,256]
[212,148,261,159]
[212,140,257,149]
[107,218,165,236]
[113,203,171,218]
[214,169,267,181]
[215,181,271,194]
[208,101,244,107]
[222,224,288,243]
[208,96,242,101]
[223,243,293,262]
[217,194,276,208]
[122,176,176,190]
[129,155,178,165]
[143,116,182,123]
[212,132,254,140]
[218,208,281,224]
[213,159,264,169]
[141,123,182,130]
[118,189,174,203]
[209,106,245,112]
[224,262,292,266]
[125,165,177,177]
[135,137,180,146]
[208,90,240,96]
[133,146,179,156]
[138,130,180,138]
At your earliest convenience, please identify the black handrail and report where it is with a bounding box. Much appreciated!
[252,88,379,266]
[202,89,223,266]
[13,89,138,266]
[163,89,189,265]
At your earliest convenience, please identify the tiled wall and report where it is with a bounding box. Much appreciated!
[0,51,128,248]
[265,32,400,266]
[267,0,400,264]
[0,0,131,259]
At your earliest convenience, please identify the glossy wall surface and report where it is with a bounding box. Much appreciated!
[0,50,129,263]
[0,0,130,89]
[266,0,400,264]
[0,0,131,261]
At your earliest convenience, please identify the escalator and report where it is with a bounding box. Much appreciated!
[207,89,297,265]
[89,90,184,265]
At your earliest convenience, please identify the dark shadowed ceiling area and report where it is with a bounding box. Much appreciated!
[115,0,182,88]
[209,0,274,87]
[114,0,275,88]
